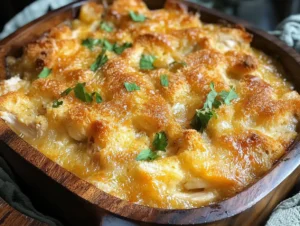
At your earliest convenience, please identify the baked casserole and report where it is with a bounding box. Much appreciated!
[1,0,300,209]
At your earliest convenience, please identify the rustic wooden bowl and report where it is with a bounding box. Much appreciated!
[0,1,300,225]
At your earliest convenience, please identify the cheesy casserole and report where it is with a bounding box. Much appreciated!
[1,0,300,209]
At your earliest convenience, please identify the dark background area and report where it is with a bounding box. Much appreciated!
[1,0,300,34]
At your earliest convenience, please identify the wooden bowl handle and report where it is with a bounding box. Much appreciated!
[101,213,139,226]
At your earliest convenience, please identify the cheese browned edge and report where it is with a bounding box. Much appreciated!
[0,0,300,209]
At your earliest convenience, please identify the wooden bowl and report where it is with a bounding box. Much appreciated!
[0,1,300,225]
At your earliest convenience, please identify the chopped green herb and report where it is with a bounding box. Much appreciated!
[73,83,93,103]
[136,149,159,161]
[38,67,51,78]
[124,82,140,92]
[100,21,113,32]
[113,42,132,55]
[191,109,216,132]
[103,39,114,51]
[140,54,156,70]
[90,49,108,72]
[92,92,103,103]
[203,82,219,110]
[191,82,238,132]
[219,87,238,105]
[52,100,63,108]
[153,132,168,151]
[82,38,102,50]
[129,11,146,22]
[160,74,169,87]
[61,87,73,97]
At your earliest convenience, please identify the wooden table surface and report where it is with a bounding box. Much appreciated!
[0,197,46,226]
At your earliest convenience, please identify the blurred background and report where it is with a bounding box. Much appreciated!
[1,0,300,38]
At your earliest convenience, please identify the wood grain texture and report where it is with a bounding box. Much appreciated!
[0,197,47,226]
[0,1,300,225]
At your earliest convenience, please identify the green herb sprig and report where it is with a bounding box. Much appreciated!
[136,149,158,161]
[124,82,140,92]
[100,21,113,32]
[82,38,132,55]
[60,83,103,104]
[140,54,156,70]
[52,100,63,108]
[191,82,238,132]
[90,49,108,72]
[38,67,52,78]
[160,74,169,87]
[136,132,168,161]
[129,11,146,22]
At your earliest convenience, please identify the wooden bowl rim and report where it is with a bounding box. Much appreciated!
[1,0,300,224]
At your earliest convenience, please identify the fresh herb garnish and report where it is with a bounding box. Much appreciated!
[60,84,103,104]
[160,74,169,87]
[61,87,73,97]
[100,21,113,32]
[73,83,93,103]
[124,82,140,92]
[103,39,114,51]
[113,42,132,55]
[140,54,156,70]
[90,49,108,72]
[203,83,219,109]
[38,67,52,78]
[129,11,146,22]
[191,109,216,132]
[219,87,238,105]
[191,82,238,132]
[92,92,103,103]
[136,149,159,161]
[82,38,102,50]
[52,100,63,108]
[153,132,168,151]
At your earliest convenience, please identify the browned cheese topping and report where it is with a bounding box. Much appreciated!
[1,0,300,209]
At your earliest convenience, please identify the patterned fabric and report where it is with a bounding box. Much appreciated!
[266,192,300,226]
[270,15,300,52]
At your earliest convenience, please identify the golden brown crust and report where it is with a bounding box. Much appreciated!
[1,0,300,209]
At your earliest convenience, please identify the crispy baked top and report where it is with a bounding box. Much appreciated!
[1,0,300,209]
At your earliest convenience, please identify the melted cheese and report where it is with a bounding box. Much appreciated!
[1,0,300,209]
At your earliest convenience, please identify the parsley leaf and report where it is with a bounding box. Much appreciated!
[129,11,146,22]
[203,82,218,109]
[153,132,168,151]
[73,83,93,103]
[160,74,169,87]
[61,87,73,97]
[38,67,51,78]
[90,49,108,72]
[100,21,113,32]
[103,39,114,51]
[136,149,159,161]
[92,92,103,103]
[52,100,63,108]
[140,54,156,70]
[191,82,238,132]
[191,109,216,132]
[113,42,132,55]
[82,38,102,50]
[219,87,238,105]
[124,82,140,92]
